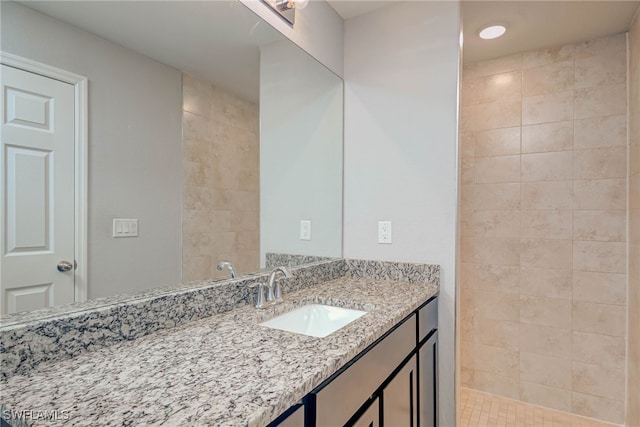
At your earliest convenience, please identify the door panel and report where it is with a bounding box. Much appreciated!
[1,64,75,314]
[419,332,438,427]
[383,355,417,427]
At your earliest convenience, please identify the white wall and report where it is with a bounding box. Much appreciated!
[239,0,344,77]
[260,41,343,264]
[1,2,183,299]
[343,2,461,424]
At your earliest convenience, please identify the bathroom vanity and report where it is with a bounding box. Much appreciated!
[273,296,438,427]
[0,259,439,427]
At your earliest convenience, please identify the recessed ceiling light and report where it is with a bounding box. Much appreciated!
[479,25,506,40]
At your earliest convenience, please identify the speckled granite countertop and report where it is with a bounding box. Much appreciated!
[0,276,438,427]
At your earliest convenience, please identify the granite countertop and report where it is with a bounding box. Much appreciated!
[0,276,438,427]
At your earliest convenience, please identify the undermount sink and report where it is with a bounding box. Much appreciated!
[259,304,367,338]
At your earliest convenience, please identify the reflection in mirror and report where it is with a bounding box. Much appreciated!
[0,0,343,316]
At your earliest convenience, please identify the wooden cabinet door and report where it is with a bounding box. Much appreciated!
[419,331,438,427]
[351,398,380,427]
[383,355,418,427]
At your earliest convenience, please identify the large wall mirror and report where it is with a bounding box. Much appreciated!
[0,0,343,316]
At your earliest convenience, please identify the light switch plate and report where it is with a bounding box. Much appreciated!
[378,221,392,244]
[113,219,138,238]
[300,220,311,240]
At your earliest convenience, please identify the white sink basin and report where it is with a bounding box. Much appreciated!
[259,304,367,338]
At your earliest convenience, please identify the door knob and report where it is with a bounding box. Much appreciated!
[57,260,74,272]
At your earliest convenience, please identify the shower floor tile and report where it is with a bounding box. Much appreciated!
[459,387,619,427]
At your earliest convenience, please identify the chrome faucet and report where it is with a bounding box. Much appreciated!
[253,266,292,309]
[267,266,292,303]
[216,260,236,279]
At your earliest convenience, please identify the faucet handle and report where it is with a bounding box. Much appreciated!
[265,282,276,302]
[250,282,267,308]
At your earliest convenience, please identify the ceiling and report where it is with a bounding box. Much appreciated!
[18,1,284,102]
[327,0,640,64]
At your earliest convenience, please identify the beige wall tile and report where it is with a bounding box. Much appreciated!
[572,331,626,369]
[460,104,474,133]
[520,267,571,299]
[476,71,522,104]
[473,343,520,377]
[460,78,475,107]
[460,367,475,387]
[460,236,474,263]
[460,184,474,211]
[183,233,213,258]
[183,74,212,117]
[521,210,572,239]
[574,84,627,119]
[460,132,475,160]
[520,381,572,412]
[573,147,626,180]
[520,239,572,270]
[520,352,571,389]
[464,53,523,79]
[572,362,625,400]
[475,264,520,293]
[573,271,627,305]
[474,127,520,157]
[521,151,572,182]
[573,301,626,337]
[522,44,574,69]
[574,115,627,149]
[521,121,572,154]
[573,179,626,210]
[184,186,212,211]
[475,155,521,183]
[521,181,572,210]
[473,371,520,399]
[212,188,235,211]
[459,262,474,289]
[572,392,624,425]
[474,99,522,130]
[573,241,626,273]
[475,290,520,321]
[211,211,232,233]
[520,295,571,329]
[522,90,573,125]
[575,52,626,89]
[574,33,627,59]
[475,237,521,266]
[183,138,212,163]
[212,231,236,254]
[230,210,259,232]
[183,255,212,282]
[522,60,573,97]
[474,318,520,349]
[459,210,473,236]
[474,183,521,211]
[573,210,626,242]
[183,210,211,234]
[183,110,210,140]
[520,324,571,359]
[460,165,474,185]
[473,211,520,238]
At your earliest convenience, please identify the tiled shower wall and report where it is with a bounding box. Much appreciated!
[459,34,628,423]
[627,11,640,427]
[182,75,260,282]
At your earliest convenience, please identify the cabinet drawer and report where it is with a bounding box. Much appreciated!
[315,314,416,427]
[418,298,437,342]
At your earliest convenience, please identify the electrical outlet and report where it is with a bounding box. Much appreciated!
[300,220,311,240]
[113,219,138,238]
[378,221,392,244]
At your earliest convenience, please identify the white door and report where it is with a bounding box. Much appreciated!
[0,64,76,314]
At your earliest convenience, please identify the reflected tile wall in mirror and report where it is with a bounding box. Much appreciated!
[182,75,260,282]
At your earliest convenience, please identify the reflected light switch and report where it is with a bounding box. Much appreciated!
[113,219,138,238]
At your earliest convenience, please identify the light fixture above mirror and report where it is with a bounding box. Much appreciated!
[261,0,309,25]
